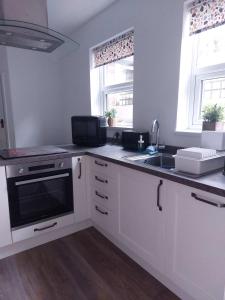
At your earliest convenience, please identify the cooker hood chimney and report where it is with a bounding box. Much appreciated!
[0,0,79,55]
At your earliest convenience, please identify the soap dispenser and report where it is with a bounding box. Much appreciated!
[138,134,144,152]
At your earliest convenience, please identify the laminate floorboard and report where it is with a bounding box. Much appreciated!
[0,227,180,300]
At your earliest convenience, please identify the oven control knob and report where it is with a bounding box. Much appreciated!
[18,168,24,175]
[59,162,64,168]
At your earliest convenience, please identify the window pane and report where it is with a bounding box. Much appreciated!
[104,56,134,86]
[200,78,225,119]
[106,91,133,127]
[197,24,225,68]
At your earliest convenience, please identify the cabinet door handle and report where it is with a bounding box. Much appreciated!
[95,175,108,184]
[95,205,108,215]
[34,222,57,232]
[95,160,108,167]
[0,118,4,128]
[78,158,82,179]
[95,190,108,200]
[191,193,225,208]
[157,180,163,211]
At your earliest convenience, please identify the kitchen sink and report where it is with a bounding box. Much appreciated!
[125,153,175,170]
[143,153,175,169]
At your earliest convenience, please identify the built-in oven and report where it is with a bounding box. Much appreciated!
[6,158,74,228]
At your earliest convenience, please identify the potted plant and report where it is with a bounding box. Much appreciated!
[202,104,224,131]
[105,108,117,127]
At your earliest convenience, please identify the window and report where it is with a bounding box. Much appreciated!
[91,30,134,128]
[177,0,225,131]
[103,56,134,128]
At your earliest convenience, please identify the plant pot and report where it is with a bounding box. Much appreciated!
[202,121,216,131]
[107,117,116,127]
[202,121,224,131]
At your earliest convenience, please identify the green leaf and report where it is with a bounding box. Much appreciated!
[202,104,224,122]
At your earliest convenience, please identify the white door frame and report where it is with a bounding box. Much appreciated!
[0,73,15,148]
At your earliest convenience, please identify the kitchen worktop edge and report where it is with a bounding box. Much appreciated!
[1,144,225,197]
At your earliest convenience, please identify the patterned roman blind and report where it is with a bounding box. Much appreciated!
[189,0,225,35]
[93,30,134,68]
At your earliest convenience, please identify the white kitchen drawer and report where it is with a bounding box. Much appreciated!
[90,157,119,178]
[90,170,118,194]
[90,185,118,212]
[91,202,117,236]
[12,213,75,243]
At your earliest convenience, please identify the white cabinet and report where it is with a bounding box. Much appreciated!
[72,156,90,223]
[89,157,119,237]
[119,166,225,299]
[0,166,12,247]
[165,182,225,300]
[91,202,117,236]
[119,166,167,273]
[87,160,225,300]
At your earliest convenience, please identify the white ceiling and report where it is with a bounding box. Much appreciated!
[47,0,117,35]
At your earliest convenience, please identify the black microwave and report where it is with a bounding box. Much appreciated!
[71,116,107,147]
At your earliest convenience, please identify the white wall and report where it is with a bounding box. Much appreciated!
[1,0,202,148]
[62,0,201,147]
[6,48,66,147]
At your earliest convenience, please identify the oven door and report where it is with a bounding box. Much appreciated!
[7,169,74,228]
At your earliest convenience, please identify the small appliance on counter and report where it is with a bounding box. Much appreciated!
[122,130,149,151]
[71,116,107,147]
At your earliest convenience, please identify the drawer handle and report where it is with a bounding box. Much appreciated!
[78,158,82,179]
[95,160,108,167]
[95,190,108,200]
[157,180,163,211]
[191,193,225,208]
[34,222,57,232]
[95,175,108,184]
[95,205,108,215]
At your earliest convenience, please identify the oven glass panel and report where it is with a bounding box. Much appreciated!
[18,177,67,218]
[8,169,73,228]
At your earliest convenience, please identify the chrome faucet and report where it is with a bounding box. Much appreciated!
[151,119,160,149]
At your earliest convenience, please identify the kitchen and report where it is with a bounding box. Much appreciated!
[0,0,225,300]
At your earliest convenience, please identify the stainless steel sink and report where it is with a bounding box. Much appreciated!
[125,153,175,170]
[143,153,175,169]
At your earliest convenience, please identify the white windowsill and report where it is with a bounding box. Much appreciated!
[175,129,202,136]
[107,126,133,130]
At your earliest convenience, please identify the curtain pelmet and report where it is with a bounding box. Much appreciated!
[189,0,225,35]
[93,30,134,68]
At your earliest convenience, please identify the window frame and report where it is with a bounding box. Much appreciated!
[97,56,134,128]
[177,10,225,132]
[193,69,225,127]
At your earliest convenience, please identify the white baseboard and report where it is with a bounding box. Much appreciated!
[0,219,92,260]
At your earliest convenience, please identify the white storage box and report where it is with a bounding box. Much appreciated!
[175,154,225,175]
[177,147,216,159]
[201,131,225,150]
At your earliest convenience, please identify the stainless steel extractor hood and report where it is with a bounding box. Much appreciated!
[0,0,79,55]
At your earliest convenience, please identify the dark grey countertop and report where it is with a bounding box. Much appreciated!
[1,144,225,197]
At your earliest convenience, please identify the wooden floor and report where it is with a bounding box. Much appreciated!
[0,227,180,300]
